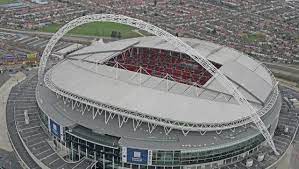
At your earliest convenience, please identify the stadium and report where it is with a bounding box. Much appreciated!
[34,15,283,169]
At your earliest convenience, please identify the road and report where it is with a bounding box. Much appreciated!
[264,62,299,80]
[264,62,299,72]
[290,142,299,169]
[0,27,116,44]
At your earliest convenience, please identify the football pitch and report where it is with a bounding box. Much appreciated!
[39,22,147,39]
[0,0,17,5]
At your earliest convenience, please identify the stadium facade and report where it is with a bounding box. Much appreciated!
[35,15,282,169]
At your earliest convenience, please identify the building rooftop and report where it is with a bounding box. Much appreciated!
[47,36,275,125]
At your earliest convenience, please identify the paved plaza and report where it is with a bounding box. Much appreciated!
[0,72,26,168]
[5,71,95,168]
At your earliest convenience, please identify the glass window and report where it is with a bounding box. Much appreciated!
[124,163,131,168]
[39,111,48,128]
[140,165,147,169]
[132,164,139,169]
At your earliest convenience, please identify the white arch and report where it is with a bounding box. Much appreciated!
[38,14,278,155]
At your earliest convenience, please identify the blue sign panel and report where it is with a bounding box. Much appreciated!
[3,54,15,61]
[127,148,148,165]
[50,119,61,139]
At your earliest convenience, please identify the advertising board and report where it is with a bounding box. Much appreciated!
[49,119,61,139]
[122,147,152,165]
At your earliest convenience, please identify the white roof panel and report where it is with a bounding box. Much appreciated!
[236,55,260,72]
[204,77,260,104]
[56,43,83,55]
[254,65,273,86]
[207,47,240,64]
[50,60,249,124]
[52,36,275,124]
[71,39,139,55]
[84,52,116,63]
[220,61,272,102]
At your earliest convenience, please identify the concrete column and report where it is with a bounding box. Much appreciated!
[112,155,115,169]
[78,145,81,160]
[71,142,74,161]
[103,154,105,169]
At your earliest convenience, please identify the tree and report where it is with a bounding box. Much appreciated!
[212,28,217,34]
[111,31,116,38]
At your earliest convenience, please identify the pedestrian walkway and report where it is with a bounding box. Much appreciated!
[0,72,26,151]
[6,72,94,169]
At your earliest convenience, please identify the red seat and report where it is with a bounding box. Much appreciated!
[145,68,152,75]
[104,47,221,85]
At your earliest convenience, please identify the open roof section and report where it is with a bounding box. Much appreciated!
[67,36,274,104]
[45,36,280,129]
[103,47,222,87]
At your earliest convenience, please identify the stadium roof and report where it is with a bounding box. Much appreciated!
[47,36,275,125]
[36,83,282,150]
